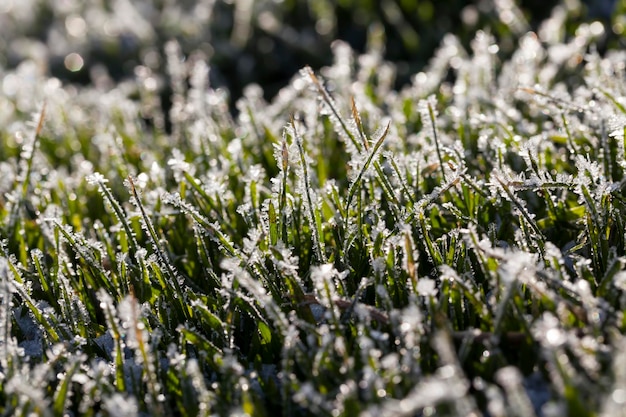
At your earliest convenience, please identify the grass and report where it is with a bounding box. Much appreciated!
[1,5,626,417]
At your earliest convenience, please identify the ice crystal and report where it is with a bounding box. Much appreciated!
[300,66,361,156]
[416,278,437,297]
[601,336,626,417]
[310,263,341,310]
[538,5,568,44]
[0,256,16,375]
[494,0,530,35]
[323,40,354,88]
[364,367,469,417]
[417,95,438,140]
[533,313,566,347]
[397,304,424,349]
[495,366,538,417]
[102,393,139,417]
[1,3,625,415]
[608,114,626,139]
[499,251,537,285]
[269,241,300,277]
[167,148,195,181]
[413,34,466,97]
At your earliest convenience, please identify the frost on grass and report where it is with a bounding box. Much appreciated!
[2,5,626,417]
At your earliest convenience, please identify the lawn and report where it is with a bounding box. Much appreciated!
[1,1,626,416]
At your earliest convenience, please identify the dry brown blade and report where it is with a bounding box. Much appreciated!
[304,66,362,152]
[35,102,47,138]
[281,140,288,171]
[350,96,369,150]
[405,232,416,284]
[127,175,137,194]
[304,65,320,87]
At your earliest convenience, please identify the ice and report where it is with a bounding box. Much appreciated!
[103,393,139,417]
[416,278,437,297]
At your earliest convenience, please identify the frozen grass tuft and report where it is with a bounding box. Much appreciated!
[1,5,626,417]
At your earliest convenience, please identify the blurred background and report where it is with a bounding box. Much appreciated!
[0,0,622,103]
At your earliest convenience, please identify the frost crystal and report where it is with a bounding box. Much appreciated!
[499,252,536,285]
[418,95,438,138]
[608,114,626,139]
[310,264,341,309]
[167,148,195,180]
[416,278,437,297]
[103,394,139,417]
[85,172,108,185]
[533,313,566,347]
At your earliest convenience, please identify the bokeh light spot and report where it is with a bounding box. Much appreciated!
[64,53,84,72]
